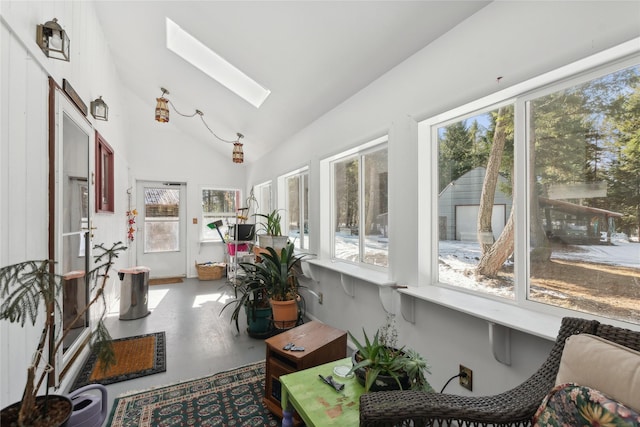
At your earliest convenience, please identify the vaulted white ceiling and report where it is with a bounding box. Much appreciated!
[95,1,489,163]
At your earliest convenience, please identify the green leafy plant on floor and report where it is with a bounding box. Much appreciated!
[0,241,126,426]
[241,243,307,302]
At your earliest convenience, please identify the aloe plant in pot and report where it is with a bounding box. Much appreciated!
[0,241,126,427]
[348,314,433,393]
[254,209,288,252]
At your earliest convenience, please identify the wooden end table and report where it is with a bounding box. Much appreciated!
[263,321,347,422]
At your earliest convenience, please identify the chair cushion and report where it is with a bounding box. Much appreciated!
[533,383,640,426]
[556,333,640,412]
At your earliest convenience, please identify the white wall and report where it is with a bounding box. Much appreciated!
[0,0,134,406]
[0,0,249,406]
[247,1,640,395]
[124,93,246,277]
[1,0,639,407]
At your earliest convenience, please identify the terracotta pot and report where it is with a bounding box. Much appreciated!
[270,298,298,329]
[1,394,73,427]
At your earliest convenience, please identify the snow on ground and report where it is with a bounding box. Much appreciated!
[336,232,639,271]
[440,238,639,269]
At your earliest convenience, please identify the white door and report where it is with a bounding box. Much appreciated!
[136,181,187,278]
[53,87,94,381]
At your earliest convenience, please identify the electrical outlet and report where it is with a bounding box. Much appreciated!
[318,292,323,305]
[459,365,473,391]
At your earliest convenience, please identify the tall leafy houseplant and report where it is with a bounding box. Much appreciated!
[0,242,126,426]
[220,276,271,335]
[240,242,306,328]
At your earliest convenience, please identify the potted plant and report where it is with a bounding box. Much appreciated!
[348,314,433,393]
[254,209,288,252]
[0,241,126,427]
[220,275,272,336]
[240,242,307,329]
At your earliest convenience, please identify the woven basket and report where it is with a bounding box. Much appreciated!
[195,262,225,280]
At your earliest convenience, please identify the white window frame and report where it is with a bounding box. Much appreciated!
[253,180,272,217]
[320,135,389,270]
[278,166,310,250]
[417,38,640,329]
[200,187,242,242]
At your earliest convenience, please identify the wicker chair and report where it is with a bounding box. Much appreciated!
[359,317,640,427]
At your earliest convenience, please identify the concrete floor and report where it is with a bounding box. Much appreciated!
[98,276,267,425]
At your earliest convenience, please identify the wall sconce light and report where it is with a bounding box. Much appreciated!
[154,87,246,164]
[155,87,170,122]
[233,134,244,164]
[36,18,70,62]
[90,96,109,121]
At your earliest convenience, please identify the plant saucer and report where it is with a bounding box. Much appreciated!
[333,365,354,379]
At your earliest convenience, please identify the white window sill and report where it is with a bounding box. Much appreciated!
[398,285,562,340]
[398,285,565,365]
[303,258,396,311]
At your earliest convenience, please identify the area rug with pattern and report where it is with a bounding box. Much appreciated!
[106,360,279,427]
[70,332,166,391]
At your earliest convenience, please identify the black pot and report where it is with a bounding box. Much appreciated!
[1,394,73,427]
[351,350,411,392]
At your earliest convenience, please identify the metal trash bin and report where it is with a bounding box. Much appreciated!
[118,266,150,320]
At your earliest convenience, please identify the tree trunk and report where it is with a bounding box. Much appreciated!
[477,107,507,254]
[477,207,514,276]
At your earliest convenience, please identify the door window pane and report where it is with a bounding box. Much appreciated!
[144,188,180,252]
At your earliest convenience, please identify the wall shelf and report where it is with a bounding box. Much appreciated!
[304,259,396,312]
[398,285,563,365]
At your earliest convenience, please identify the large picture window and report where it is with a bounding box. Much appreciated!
[201,188,242,241]
[282,168,309,249]
[437,105,515,299]
[427,55,640,325]
[253,181,272,217]
[332,140,388,267]
[526,64,640,323]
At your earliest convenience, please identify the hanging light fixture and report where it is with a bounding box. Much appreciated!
[233,134,244,164]
[36,18,70,61]
[90,96,109,121]
[155,87,170,122]
[154,87,246,164]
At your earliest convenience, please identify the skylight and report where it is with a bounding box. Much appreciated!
[165,17,271,108]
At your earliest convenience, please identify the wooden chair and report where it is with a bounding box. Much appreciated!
[359,317,640,427]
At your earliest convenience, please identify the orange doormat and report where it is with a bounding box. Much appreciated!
[70,332,166,391]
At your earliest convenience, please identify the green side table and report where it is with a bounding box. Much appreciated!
[280,357,365,427]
